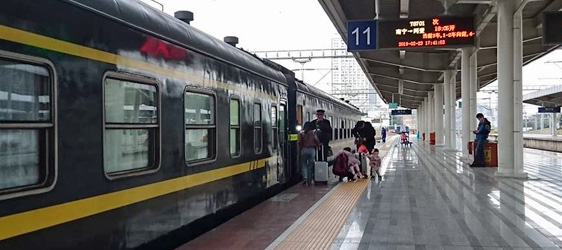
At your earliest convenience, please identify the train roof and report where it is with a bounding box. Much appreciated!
[65,0,287,84]
[295,80,361,113]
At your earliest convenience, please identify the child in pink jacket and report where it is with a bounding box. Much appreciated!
[367,148,382,180]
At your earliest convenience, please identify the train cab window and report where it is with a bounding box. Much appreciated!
[229,99,240,157]
[104,75,159,176]
[271,106,278,151]
[185,91,216,163]
[306,112,310,122]
[0,57,55,195]
[296,105,303,126]
[254,103,262,153]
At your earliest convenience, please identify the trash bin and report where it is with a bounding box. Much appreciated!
[430,132,435,145]
[467,141,498,167]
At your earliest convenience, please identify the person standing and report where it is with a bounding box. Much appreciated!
[312,109,332,161]
[352,121,366,150]
[470,113,491,167]
[381,127,387,143]
[298,121,320,185]
[364,122,376,152]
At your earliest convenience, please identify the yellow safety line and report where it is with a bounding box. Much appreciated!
[273,137,397,250]
[0,24,276,100]
[0,157,275,241]
[275,180,369,250]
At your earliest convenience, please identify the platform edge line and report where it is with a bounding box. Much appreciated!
[265,182,342,250]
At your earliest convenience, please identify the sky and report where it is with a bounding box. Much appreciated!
[139,0,562,115]
[140,0,339,91]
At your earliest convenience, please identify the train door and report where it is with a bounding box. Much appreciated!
[278,103,288,182]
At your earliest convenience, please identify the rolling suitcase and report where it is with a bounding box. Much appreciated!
[359,153,369,177]
[314,145,329,184]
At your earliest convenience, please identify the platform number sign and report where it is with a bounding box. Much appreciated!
[347,20,377,51]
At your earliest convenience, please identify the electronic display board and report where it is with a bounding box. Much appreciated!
[378,16,475,49]
[539,107,561,113]
[391,109,412,116]
[543,12,562,45]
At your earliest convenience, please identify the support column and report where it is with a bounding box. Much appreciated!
[428,92,435,134]
[423,97,429,141]
[461,48,471,157]
[470,51,478,139]
[444,71,452,149]
[513,4,527,177]
[552,113,558,137]
[450,71,457,150]
[540,113,544,130]
[496,0,517,177]
[419,101,423,139]
[435,84,444,146]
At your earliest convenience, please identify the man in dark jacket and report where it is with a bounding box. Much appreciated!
[312,109,332,161]
[470,113,491,167]
[381,127,387,143]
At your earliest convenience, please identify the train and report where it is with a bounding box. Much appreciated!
[0,0,362,249]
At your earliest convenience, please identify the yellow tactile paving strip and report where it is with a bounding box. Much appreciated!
[274,136,397,250]
[275,179,369,250]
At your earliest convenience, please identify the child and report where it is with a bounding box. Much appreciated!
[357,139,369,154]
[334,147,365,181]
[367,148,382,180]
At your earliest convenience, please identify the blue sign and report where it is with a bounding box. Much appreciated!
[389,102,398,109]
[347,20,377,51]
[391,109,412,116]
[539,107,560,113]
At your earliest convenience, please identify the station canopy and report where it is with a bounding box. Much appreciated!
[318,0,562,109]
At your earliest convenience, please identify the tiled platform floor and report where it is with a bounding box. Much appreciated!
[332,139,562,250]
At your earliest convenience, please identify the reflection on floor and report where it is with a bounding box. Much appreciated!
[332,140,562,250]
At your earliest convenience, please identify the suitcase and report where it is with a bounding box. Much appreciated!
[360,153,370,177]
[314,145,329,184]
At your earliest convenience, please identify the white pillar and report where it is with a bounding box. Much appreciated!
[470,51,478,139]
[496,0,517,176]
[450,72,457,150]
[513,5,527,177]
[444,71,452,149]
[461,48,471,157]
[552,113,558,137]
[428,92,435,134]
[424,97,429,141]
[417,103,423,138]
[435,84,444,146]
[540,113,544,130]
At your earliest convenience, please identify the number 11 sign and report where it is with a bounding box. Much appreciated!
[347,20,377,51]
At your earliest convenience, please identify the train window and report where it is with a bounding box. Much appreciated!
[306,112,310,122]
[296,105,303,126]
[0,57,55,195]
[340,119,345,140]
[254,103,262,153]
[104,75,160,176]
[279,104,286,143]
[185,91,216,163]
[271,105,278,151]
[229,99,240,157]
[334,118,339,140]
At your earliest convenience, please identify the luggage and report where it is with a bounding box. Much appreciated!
[314,145,329,184]
[359,153,370,177]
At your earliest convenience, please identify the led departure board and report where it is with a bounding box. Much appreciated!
[543,12,562,45]
[378,16,475,49]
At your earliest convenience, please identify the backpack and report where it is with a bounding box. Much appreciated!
[332,152,349,176]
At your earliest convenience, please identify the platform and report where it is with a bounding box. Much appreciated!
[489,133,562,153]
[178,137,562,249]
